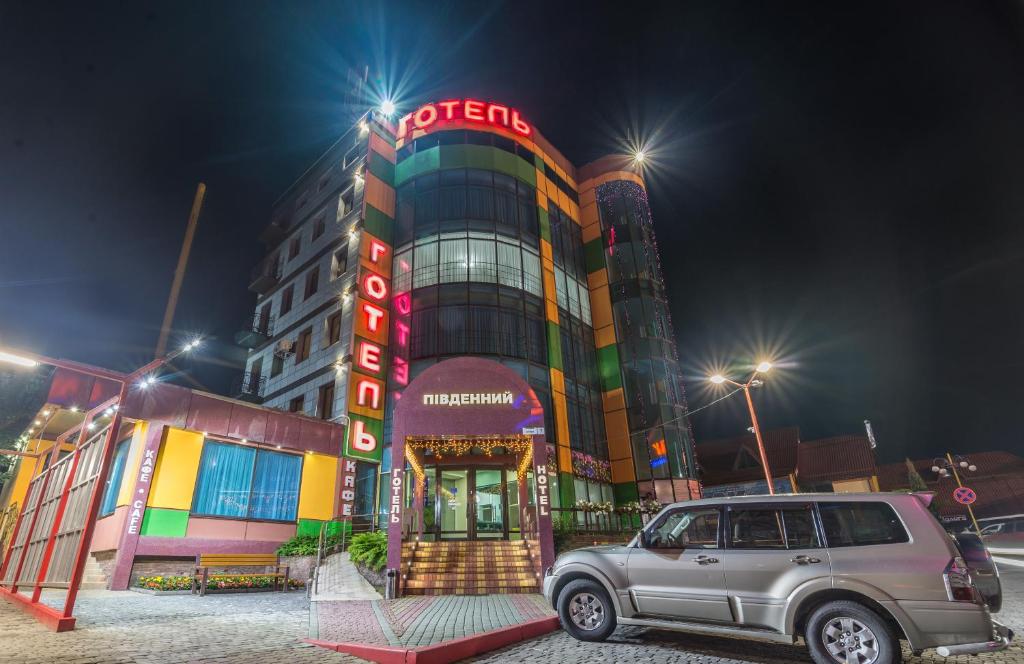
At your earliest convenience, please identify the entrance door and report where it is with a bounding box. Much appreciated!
[435,468,508,540]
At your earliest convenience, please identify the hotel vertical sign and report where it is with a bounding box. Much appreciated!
[344,123,395,464]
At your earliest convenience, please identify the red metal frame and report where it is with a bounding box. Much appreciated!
[0,353,167,631]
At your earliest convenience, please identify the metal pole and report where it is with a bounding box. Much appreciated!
[946,452,982,536]
[154,182,206,358]
[743,385,776,495]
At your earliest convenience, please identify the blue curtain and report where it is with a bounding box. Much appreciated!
[192,441,256,518]
[99,439,130,516]
[249,450,302,521]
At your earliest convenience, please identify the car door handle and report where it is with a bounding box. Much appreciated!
[692,555,719,565]
[790,555,822,565]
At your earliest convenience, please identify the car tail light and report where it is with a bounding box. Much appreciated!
[943,556,976,602]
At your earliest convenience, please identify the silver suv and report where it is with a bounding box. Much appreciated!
[543,493,1012,663]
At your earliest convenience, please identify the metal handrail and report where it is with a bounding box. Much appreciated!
[310,513,381,597]
[550,507,648,535]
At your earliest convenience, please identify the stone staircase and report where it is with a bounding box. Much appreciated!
[402,540,540,595]
[79,554,108,590]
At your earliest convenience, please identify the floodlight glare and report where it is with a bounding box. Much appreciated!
[709,374,726,384]
[380,99,396,116]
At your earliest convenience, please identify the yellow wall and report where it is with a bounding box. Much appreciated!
[115,422,148,507]
[3,438,76,511]
[147,428,203,510]
[297,453,338,521]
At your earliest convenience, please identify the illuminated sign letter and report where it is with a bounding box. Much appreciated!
[439,100,459,120]
[362,302,385,332]
[397,113,414,139]
[369,239,388,264]
[414,103,438,130]
[356,379,382,410]
[511,110,530,136]
[357,341,382,373]
[464,99,485,121]
[395,320,410,347]
[362,273,388,301]
[487,104,509,127]
[352,419,377,452]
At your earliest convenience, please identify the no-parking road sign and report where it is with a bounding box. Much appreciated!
[953,486,977,505]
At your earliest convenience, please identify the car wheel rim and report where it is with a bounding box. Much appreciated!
[822,616,879,664]
[568,592,605,631]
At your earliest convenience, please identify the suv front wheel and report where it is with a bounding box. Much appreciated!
[557,578,617,642]
[806,600,900,664]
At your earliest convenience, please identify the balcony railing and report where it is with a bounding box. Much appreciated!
[248,256,282,294]
[233,372,267,403]
[234,312,276,349]
[550,507,648,535]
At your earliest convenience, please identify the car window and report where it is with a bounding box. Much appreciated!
[647,508,720,549]
[980,524,1002,535]
[818,502,909,547]
[728,506,820,549]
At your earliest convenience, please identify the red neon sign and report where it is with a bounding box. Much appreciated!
[356,341,382,373]
[362,272,388,302]
[398,99,531,140]
[355,379,382,410]
[361,302,385,333]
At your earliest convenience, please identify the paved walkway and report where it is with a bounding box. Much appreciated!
[312,552,382,601]
[0,589,361,664]
[313,594,554,648]
[474,568,1024,663]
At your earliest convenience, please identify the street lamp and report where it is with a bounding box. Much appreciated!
[932,453,981,535]
[709,361,776,494]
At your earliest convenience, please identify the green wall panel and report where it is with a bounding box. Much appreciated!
[538,208,551,244]
[396,147,440,184]
[546,320,563,371]
[363,205,394,244]
[596,344,623,392]
[612,481,640,506]
[344,414,384,463]
[296,519,350,538]
[396,145,538,189]
[139,508,188,537]
[558,471,575,513]
[583,237,605,274]
[368,153,395,185]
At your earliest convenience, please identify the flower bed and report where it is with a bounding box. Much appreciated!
[137,575,306,593]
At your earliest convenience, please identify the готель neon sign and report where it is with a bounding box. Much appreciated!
[397,99,531,140]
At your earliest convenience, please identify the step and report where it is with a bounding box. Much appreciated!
[404,585,540,596]
[408,562,535,572]
[79,581,107,590]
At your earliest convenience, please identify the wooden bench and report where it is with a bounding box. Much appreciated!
[191,553,289,596]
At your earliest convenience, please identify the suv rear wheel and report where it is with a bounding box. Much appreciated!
[557,578,617,642]
[806,600,900,664]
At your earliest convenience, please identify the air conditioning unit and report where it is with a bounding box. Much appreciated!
[274,339,295,357]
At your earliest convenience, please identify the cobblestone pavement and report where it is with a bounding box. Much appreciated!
[314,593,554,647]
[472,568,1024,663]
[0,589,362,664]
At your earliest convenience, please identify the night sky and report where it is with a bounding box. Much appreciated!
[2,1,1022,463]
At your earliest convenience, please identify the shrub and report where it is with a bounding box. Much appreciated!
[275,534,320,556]
[137,575,305,591]
[348,531,387,572]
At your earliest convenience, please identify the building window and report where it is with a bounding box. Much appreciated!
[271,354,284,377]
[325,311,342,346]
[340,188,354,216]
[331,246,348,280]
[280,284,294,315]
[289,396,304,413]
[295,327,312,363]
[304,268,320,300]
[191,441,302,522]
[99,437,131,516]
[312,215,326,241]
[289,236,301,260]
[317,381,335,420]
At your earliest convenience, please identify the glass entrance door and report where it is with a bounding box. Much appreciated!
[438,469,470,539]
[435,467,509,540]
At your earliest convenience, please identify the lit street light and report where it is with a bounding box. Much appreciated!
[709,361,777,494]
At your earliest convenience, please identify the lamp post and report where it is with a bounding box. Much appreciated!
[710,361,776,495]
[931,453,982,536]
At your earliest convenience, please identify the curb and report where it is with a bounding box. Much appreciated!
[305,615,561,663]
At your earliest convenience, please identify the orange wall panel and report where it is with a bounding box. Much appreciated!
[589,284,614,330]
[362,173,395,217]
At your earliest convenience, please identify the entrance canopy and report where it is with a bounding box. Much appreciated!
[385,358,555,582]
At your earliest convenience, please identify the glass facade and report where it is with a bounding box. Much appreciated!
[597,181,696,483]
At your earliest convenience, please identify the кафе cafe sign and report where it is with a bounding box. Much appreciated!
[396,99,532,140]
